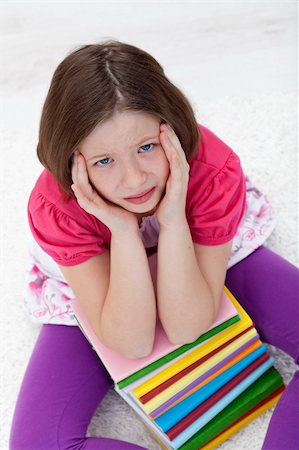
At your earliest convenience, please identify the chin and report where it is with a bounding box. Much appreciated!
[128,204,157,216]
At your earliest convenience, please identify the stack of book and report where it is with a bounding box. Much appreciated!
[70,287,284,449]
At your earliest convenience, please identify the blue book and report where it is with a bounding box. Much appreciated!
[155,344,267,432]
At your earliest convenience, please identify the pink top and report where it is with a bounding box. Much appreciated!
[28,124,246,266]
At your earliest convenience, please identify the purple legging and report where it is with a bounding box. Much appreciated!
[9,247,299,449]
[225,246,299,450]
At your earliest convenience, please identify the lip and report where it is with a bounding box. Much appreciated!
[124,187,156,204]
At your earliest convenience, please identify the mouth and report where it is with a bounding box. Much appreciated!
[124,187,156,205]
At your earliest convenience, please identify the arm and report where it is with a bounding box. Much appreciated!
[102,227,156,358]
[60,153,156,359]
[157,227,232,344]
[156,124,231,344]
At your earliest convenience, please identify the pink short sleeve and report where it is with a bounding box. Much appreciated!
[186,126,246,246]
[28,171,110,266]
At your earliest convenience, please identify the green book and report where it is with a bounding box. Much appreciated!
[179,367,284,449]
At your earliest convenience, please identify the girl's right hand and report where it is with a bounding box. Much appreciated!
[71,151,139,234]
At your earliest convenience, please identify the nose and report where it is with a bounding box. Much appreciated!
[121,160,147,190]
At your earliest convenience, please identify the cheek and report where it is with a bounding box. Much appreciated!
[88,169,113,197]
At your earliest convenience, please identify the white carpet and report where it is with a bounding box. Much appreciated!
[1,2,298,449]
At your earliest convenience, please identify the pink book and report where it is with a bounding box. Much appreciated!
[69,290,238,383]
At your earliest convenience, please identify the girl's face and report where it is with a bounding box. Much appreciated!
[77,110,170,216]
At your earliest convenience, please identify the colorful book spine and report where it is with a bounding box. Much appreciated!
[155,345,268,432]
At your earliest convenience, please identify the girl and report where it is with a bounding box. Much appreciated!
[10,41,298,450]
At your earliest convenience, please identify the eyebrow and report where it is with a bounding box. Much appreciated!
[86,135,159,161]
[136,135,158,146]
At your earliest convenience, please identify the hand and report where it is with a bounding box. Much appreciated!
[156,124,190,227]
[71,151,139,234]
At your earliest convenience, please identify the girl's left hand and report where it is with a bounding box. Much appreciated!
[156,123,190,227]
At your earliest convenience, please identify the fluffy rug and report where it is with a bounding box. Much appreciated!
[2,92,297,450]
[1,4,297,449]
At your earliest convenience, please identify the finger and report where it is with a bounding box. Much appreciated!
[161,123,180,148]
[73,152,94,198]
[71,183,105,218]
[71,183,93,208]
[159,129,173,162]
[76,153,90,185]
[71,150,79,184]
[160,124,185,160]
[166,125,190,175]
[170,151,185,183]
[160,125,189,175]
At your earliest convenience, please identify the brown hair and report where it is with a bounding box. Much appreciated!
[37,40,200,196]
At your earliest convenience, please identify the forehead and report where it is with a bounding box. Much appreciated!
[79,111,160,153]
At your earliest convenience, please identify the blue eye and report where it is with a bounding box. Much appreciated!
[139,143,154,153]
[96,157,113,167]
